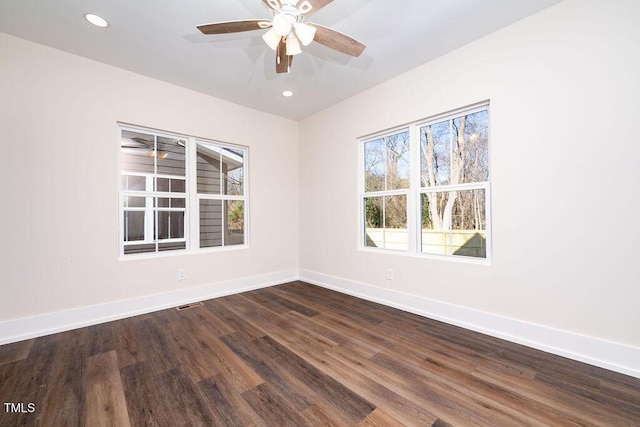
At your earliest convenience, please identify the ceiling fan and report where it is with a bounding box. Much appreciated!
[121,137,172,159]
[197,0,366,74]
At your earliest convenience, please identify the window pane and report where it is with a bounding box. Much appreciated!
[156,211,185,240]
[122,175,146,191]
[124,244,156,255]
[125,196,145,208]
[364,139,385,192]
[158,242,186,251]
[364,197,383,247]
[156,137,186,177]
[420,120,450,187]
[363,195,407,250]
[451,189,486,258]
[421,189,487,258]
[156,197,185,208]
[124,211,145,242]
[385,132,410,190]
[170,211,185,239]
[199,199,223,248]
[222,147,244,196]
[157,177,169,192]
[197,142,222,195]
[171,178,186,193]
[421,192,451,255]
[456,110,489,184]
[157,178,186,193]
[121,131,155,175]
[226,200,244,245]
[171,198,185,208]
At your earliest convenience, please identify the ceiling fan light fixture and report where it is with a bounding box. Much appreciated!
[148,150,169,160]
[286,34,301,55]
[294,22,316,46]
[262,28,281,50]
[272,13,292,36]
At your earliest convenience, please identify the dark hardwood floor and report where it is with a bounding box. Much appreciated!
[1,281,639,426]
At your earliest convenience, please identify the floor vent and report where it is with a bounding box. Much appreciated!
[176,302,203,311]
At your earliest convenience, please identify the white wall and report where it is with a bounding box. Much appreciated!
[299,0,640,369]
[0,33,299,326]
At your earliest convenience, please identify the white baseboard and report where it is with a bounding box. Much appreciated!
[299,269,640,379]
[0,269,298,346]
[3,268,638,380]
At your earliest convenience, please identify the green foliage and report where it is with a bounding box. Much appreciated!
[365,198,382,228]
[228,201,244,230]
[421,197,432,227]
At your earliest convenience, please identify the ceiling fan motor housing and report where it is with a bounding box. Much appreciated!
[278,0,313,22]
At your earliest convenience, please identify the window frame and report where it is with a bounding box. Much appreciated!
[358,102,491,264]
[118,124,249,259]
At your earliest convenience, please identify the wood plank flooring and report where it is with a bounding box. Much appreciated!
[1,281,639,426]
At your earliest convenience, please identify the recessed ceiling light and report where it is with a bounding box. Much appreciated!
[85,13,109,28]
[282,90,294,97]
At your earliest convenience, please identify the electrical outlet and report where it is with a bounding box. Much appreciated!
[385,268,394,281]
[178,269,187,281]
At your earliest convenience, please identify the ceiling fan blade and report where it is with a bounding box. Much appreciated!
[121,142,146,148]
[126,137,152,147]
[197,20,270,35]
[304,0,334,15]
[275,39,292,74]
[310,24,366,57]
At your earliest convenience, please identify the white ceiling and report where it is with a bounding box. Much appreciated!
[0,0,562,120]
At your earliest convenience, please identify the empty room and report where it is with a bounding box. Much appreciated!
[1,0,639,425]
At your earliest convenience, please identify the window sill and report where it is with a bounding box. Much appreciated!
[119,244,249,261]
[357,246,492,266]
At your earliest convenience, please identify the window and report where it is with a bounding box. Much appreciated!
[196,140,245,249]
[360,102,490,261]
[119,125,247,257]
[363,130,410,250]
